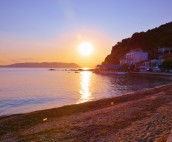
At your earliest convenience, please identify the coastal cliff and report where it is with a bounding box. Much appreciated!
[103,21,172,65]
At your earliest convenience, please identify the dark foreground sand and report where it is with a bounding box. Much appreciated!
[0,84,172,142]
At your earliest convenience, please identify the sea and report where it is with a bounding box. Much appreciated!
[0,68,171,116]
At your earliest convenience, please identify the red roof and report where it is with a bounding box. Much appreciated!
[136,60,149,64]
[135,60,150,66]
[162,54,172,59]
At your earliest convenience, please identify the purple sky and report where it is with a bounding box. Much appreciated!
[0,0,172,66]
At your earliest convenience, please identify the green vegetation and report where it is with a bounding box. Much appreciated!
[162,59,172,69]
[103,21,172,64]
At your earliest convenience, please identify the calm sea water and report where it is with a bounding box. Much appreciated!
[0,68,171,116]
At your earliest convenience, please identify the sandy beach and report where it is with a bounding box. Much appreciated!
[0,83,172,142]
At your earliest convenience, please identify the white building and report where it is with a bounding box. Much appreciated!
[158,47,172,54]
[120,48,148,65]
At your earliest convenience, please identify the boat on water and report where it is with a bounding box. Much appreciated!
[49,68,55,71]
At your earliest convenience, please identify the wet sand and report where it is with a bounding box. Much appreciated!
[0,84,172,142]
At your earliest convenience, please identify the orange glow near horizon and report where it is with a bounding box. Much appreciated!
[0,30,115,67]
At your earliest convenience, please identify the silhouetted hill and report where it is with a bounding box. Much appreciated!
[103,21,172,65]
[1,62,80,68]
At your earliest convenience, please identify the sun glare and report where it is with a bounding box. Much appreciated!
[78,71,92,103]
[78,42,94,56]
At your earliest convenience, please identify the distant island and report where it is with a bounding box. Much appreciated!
[0,62,80,68]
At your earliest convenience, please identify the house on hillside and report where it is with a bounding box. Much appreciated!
[158,47,172,54]
[161,53,172,61]
[134,58,164,72]
[120,48,148,65]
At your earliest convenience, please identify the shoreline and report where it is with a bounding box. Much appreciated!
[131,71,172,76]
[0,83,172,141]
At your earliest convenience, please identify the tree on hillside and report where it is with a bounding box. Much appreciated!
[103,21,172,65]
[162,59,172,69]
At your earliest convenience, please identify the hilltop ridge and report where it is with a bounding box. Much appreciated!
[103,21,172,65]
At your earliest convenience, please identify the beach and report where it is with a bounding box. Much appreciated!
[0,83,172,142]
[1,1,172,142]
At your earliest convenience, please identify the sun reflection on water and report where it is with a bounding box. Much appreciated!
[78,71,92,103]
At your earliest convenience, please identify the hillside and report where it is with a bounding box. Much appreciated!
[0,62,80,68]
[103,21,172,65]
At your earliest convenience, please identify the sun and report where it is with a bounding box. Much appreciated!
[78,42,94,56]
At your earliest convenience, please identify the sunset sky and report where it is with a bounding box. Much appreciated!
[0,0,172,67]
